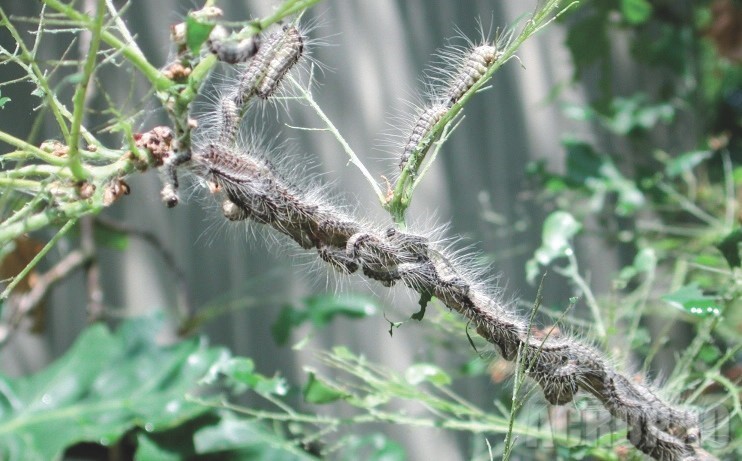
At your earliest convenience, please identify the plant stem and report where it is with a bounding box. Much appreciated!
[0,219,77,299]
[0,131,67,166]
[289,76,385,203]
[43,0,173,92]
[67,0,105,180]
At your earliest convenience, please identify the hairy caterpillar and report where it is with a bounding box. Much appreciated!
[445,43,500,104]
[181,141,709,460]
[398,103,448,171]
[207,25,261,64]
[154,15,716,461]
[395,26,512,176]
[235,24,305,107]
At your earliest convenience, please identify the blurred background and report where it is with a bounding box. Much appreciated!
[1,0,739,459]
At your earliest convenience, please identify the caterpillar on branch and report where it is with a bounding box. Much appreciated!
[153,16,716,461]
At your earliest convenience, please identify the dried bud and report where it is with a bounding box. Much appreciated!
[77,181,96,200]
[103,179,130,206]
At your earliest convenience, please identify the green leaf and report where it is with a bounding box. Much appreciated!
[193,414,316,460]
[404,364,451,386]
[661,283,722,318]
[621,0,653,25]
[135,432,184,461]
[0,90,10,109]
[303,372,348,404]
[733,166,742,185]
[460,357,488,376]
[601,96,675,135]
[562,139,645,215]
[185,16,216,54]
[527,211,582,283]
[272,294,380,345]
[716,228,742,268]
[0,313,228,461]
[698,344,722,365]
[200,356,288,397]
[616,248,656,288]
[665,150,713,178]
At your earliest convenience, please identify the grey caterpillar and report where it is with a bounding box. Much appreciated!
[186,140,710,460]
[256,25,304,99]
[236,25,305,107]
[446,43,500,104]
[207,25,261,64]
[399,103,448,171]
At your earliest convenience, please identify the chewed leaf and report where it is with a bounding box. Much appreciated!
[661,283,722,318]
[186,16,216,54]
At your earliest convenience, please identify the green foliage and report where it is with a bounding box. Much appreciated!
[662,283,722,319]
[529,0,742,457]
[271,294,381,345]
[526,210,581,284]
[0,90,10,109]
[0,314,225,460]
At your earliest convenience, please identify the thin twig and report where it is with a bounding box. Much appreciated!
[0,248,92,345]
[288,75,385,203]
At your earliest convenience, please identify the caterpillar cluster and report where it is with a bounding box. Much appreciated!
[157,18,715,461]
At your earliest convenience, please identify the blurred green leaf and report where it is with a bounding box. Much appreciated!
[621,0,652,24]
[526,211,582,284]
[698,344,722,365]
[272,294,380,345]
[193,414,316,460]
[561,102,595,121]
[0,90,10,109]
[135,432,184,461]
[0,313,227,461]
[460,357,488,376]
[617,248,656,287]
[661,283,722,318]
[185,16,216,54]
[665,150,713,178]
[404,364,451,386]
[563,139,645,215]
[602,96,675,135]
[335,433,406,461]
[303,372,348,404]
[200,356,288,397]
[716,228,742,268]
[733,166,742,185]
